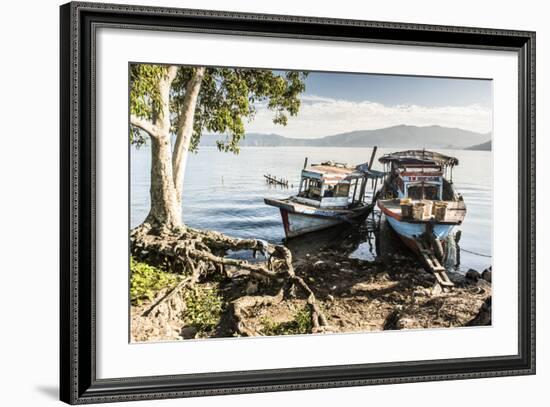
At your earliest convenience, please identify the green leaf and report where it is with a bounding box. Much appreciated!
[130,64,308,152]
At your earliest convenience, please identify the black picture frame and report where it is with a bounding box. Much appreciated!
[60,2,536,404]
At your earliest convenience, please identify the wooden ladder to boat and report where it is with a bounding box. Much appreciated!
[415,238,455,288]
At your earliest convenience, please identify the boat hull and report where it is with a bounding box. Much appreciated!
[385,215,455,252]
[265,198,372,238]
[377,198,463,253]
[281,210,343,238]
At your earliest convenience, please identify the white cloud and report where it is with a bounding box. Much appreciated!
[245,95,492,138]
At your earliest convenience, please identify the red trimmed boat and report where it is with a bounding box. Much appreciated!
[376,150,466,254]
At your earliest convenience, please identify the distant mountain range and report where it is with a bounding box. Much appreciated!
[199,125,492,150]
[464,140,492,151]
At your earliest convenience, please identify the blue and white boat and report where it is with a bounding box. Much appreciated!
[265,159,385,238]
[376,150,467,254]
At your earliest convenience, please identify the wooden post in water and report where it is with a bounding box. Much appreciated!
[368,146,378,171]
[359,146,378,202]
[352,178,359,203]
[371,178,379,204]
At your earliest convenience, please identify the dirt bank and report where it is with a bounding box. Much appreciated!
[131,246,491,342]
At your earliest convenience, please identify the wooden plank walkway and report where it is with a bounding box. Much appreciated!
[415,238,454,288]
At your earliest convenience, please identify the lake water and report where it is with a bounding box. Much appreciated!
[131,146,493,273]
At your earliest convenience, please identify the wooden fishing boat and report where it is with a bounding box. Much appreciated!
[377,150,467,256]
[265,155,385,238]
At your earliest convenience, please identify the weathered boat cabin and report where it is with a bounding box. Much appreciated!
[295,162,373,208]
[264,157,385,239]
[378,150,460,202]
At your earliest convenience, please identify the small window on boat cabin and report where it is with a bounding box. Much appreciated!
[323,184,336,197]
[407,184,439,200]
[322,181,350,198]
[300,178,322,200]
[334,182,350,198]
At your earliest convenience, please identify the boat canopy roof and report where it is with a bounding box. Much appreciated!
[379,150,459,167]
[303,161,386,181]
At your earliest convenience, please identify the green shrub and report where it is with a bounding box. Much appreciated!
[261,306,312,336]
[182,285,224,332]
[130,257,178,305]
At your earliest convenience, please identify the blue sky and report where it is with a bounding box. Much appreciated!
[303,72,492,108]
[248,71,493,138]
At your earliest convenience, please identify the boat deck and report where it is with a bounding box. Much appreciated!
[378,199,466,224]
[265,197,370,215]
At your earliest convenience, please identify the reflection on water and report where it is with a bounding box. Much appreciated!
[131,146,493,272]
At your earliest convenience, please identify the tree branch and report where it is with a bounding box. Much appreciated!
[172,67,206,200]
[130,115,159,138]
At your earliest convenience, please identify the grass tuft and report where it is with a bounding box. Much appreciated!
[182,285,224,333]
[130,257,179,306]
[260,306,312,336]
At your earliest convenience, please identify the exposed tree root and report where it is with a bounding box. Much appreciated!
[131,223,331,337]
[142,259,203,318]
[231,289,285,336]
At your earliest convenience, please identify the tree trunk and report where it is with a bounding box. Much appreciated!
[172,67,206,204]
[131,65,205,229]
[145,134,181,228]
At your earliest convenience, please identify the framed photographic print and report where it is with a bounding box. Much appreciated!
[60,1,535,404]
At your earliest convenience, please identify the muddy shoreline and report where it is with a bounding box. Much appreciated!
[131,237,491,342]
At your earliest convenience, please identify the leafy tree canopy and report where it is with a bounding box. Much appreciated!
[130,64,307,153]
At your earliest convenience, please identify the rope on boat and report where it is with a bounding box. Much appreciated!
[460,247,492,258]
